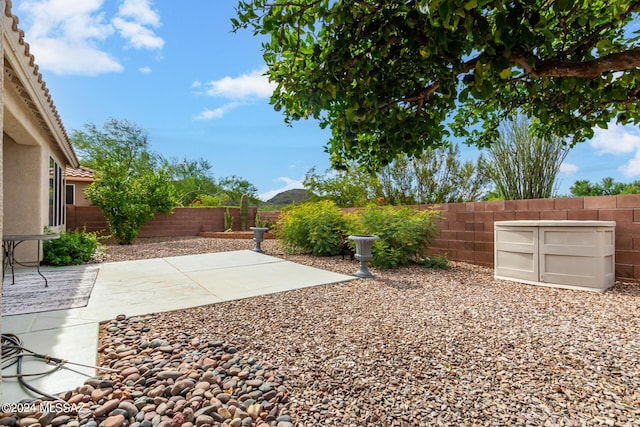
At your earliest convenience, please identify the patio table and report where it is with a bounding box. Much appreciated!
[2,234,60,287]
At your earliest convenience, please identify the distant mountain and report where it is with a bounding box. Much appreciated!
[265,188,310,206]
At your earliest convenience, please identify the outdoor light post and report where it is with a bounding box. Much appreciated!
[348,235,379,278]
[250,227,269,253]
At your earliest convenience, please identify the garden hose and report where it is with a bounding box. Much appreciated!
[1,333,117,401]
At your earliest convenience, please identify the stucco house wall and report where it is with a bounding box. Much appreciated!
[1,1,79,251]
[1,0,80,372]
[2,134,40,234]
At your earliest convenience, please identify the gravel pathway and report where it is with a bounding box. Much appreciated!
[3,237,639,427]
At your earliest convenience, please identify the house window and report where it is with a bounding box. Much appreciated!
[49,157,65,226]
[66,184,75,205]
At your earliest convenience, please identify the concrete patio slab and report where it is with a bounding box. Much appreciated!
[1,250,354,403]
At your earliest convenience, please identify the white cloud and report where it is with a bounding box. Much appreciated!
[193,69,275,119]
[17,0,113,40]
[560,163,579,174]
[620,150,640,176]
[259,177,304,201]
[117,0,161,26]
[199,69,276,100]
[30,38,124,75]
[16,0,119,75]
[193,102,241,120]
[589,123,640,177]
[112,17,163,49]
[590,124,640,154]
[194,107,226,121]
[113,0,163,50]
[139,66,152,74]
[15,0,163,76]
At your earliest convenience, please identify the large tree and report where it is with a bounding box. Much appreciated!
[72,119,177,244]
[234,0,640,169]
[73,118,158,174]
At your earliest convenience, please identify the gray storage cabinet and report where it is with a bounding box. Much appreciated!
[494,220,616,292]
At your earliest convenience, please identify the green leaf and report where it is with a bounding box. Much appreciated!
[463,0,477,11]
[418,0,431,15]
[439,1,451,27]
[233,0,640,169]
[553,0,571,13]
[499,67,512,79]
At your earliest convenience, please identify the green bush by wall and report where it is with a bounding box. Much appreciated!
[276,201,444,268]
[43,229,100,266]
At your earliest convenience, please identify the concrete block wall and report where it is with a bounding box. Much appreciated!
[66,206,108,233]
[66,206,258,237]
[256,211,282,226]
[424,195,640,282]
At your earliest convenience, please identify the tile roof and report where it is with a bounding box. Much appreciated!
[4,0,79,166]
[66,165,94,181]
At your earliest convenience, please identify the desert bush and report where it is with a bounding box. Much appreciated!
[191,194,227,207]
[356,205,441,269]
[43,228,100,266]
[419,252,451,269]
[276,201,442,269]
[276,200,355,256]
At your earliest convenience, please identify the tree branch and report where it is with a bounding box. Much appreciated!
[531,49,640,78]
[610,82,640,106]
[562,0,640,57]
[399,58,478,107]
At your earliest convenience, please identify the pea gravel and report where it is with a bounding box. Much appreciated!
[6,237,640,426]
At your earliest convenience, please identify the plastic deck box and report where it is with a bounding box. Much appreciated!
[494,220,616,292]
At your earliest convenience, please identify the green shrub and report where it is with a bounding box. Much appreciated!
[254,211,274,229]
[275,202,442,269]
[357,205,441,269]
[419,252,450,269]
[43,229,100,266]
[276,200,354,256]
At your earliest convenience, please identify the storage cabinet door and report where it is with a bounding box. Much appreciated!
[540,227,615,288]
[494,226,539,282]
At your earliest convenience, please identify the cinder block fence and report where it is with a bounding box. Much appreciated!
[66,206,258,238]
[424,195,639,282]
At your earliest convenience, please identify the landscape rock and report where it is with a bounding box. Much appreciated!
[4,237,638,426]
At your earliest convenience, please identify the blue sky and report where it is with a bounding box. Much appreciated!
[12,0,640,200]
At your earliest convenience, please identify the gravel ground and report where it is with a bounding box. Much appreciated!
[5,236,640,427]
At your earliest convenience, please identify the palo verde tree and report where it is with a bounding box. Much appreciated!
[482,115,570,199]
[218,175,260,206]
[378,144,490,204]
[304,144,489,207]
[234,1,640,169]
[168,157,221,206]
[72,118,177,244]
[303,165,380,207]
